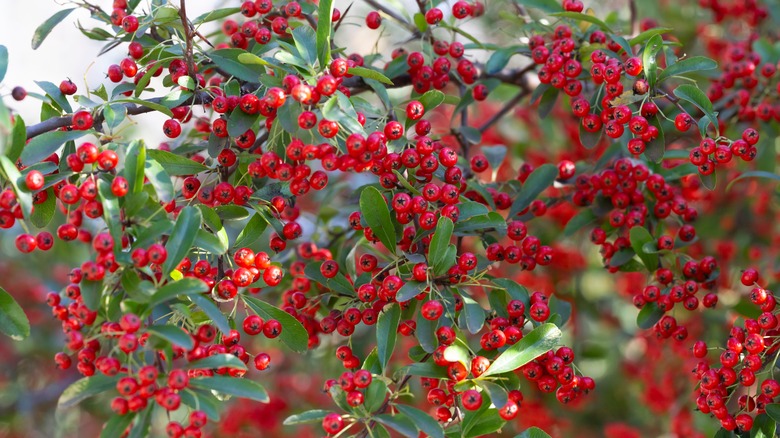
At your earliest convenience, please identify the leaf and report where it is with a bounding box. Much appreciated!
[364,379,388,413]
[146,325,194,350]
[304,262,355,296]
[486,47,516,75]
[0,287,30,340]
[766,404,780,423]
[348,66,393,85]
[114,98,174,118]
[58,375,119,409]
[191,376,269,403]
[700,171,717,190]
[415,310,438,353]
[359,186,397,254]
[316,0,334,66]
[726,170,780,191]
[0,45,7,83]
[401,361,448,379]
[20,130,89,165]
[189,294,230,335]
[551,12,612,32]
[243,296,309,353]
[563,209,597,237]
[147,149,208,176]
[673,84,719,135]
[516,0,563,13]
[35,80,72,113]
[234,213,267,248]
[124,140,146,194]
[642,34,664,88]
[751,413,775,438]
[629,227,658,271]
[476,380,508,409]
[397,281,425,303]
[454,212,507,236]
[209,49,263,82]
[419,89,446,112]
[579,124,603,149]
[227,107,261,137]
[162,206,202,276]
[283,410,330,426]
[395,405,445,438]
[98,180,122,254]
[428,217,453,273]
[148,278,209,308]
[482,323,561,377]
[516,427,553,438]
[101,413,136,438]
[629,27,673,46]
[460,292,485,334]
[29,187,55,228]
[0,156,32,219]
[509,163,558,217]
[187,354,248,371]
[377,303,401,372]
[657,56,718,83]
[536,86,559,119]
[443,344,470,368]
[7,116,26,163]
[32,8,76,49]
[644,116,666,163]
[637,303,664,329]
[376,414,418,438]
[193,7,240,24]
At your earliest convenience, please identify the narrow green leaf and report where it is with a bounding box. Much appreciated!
[629,27,673,46]
[162,206,202,276]
[243,296,309,353]
[101,413,136,438]
[0,287,30,340]
[98,180,122,254]
[395,404,445,438]
[20,130,89,166]
[482,323,561,377]
[304,262,355,296]
[428,217,453,273]
[147,149,207,176]
[227,107,260,137]
[637,303,664,329]
[148,278,208,308]
[0,156,32,219]
[673,84,718,135]
[563,209,597,237]
[643,35,664,88]
[644,116,666,163]
[283,410,330,426]
[516,426,553,438]
[35,80,72,113]
[765,404,780,423]
[485,47,516,75]
[29,187,55,228]
[58,375,119,409]
[551,11,612,32]
[292,25,317,66]
[579,124,602,149]
[7,116,26,163]
[726,170,780,191]
[509,163,558,217]
[377,303,401,372]
[124,140,146,194]
[191,376,269,403]
[234,213,267,249]
[187,353,247,371]
[629,226,658,271]
[208,49,263,82]
[0,45,8,83]
[189,294,231,335]
[193,7,240,24]
[348,66,393,85]
[516,0,563,13]
[657,56,718,83]
[359,186,397,254]
[460,292,485,334]
[113,98,174,118]
[316,0,334,66]
[146,325,194,350]
[32,8,76,49]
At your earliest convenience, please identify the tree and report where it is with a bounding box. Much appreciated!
[0,0,778,436]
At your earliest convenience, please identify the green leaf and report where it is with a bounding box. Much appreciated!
[0,287,30,340]
[149,278,209,308]
[243,296,309,353]
[699,171,717,191]
[0,156,32,219]
[429,217,454,273]
[113,98,174,118]
[395,405,445,438]
[397,281,425,303]
[187,353,248,371]
[536,86,558,119]
[58,375,119,409]
[413,12,428,31]
[7,116,26,163]
[209,49,263,82]
[637,303,664,329]
[482,323,561,377]
[228,107,261,137]
[291,25,317,66]
[765,404,780,423]
[644,116,666,163]
[146,325,194,349]
[35,80,72,113]
[751,413,775,438]
[629,27,673,46]
[194,229,228,255]
[189,294,230,335]
[347,66,393,85]
[0,45,7,83]
[234,213,267,248]
[147,149,208,176]
[191,376,269,403]
[420,89,446,112]
[516,427,553,438]
[642,35,664,88]
[162,206,202,276]
[283,410,330,426]
[29,187,55,228]
[486,47,516,75]
[673,84,719,135]
[316,0,334,66]
[415,310,438,353]
[516,0,563,13]
[98,180,122,254]
[657,56,718,82]
[453,212,507,236]
[377,303,401,372]
[364,379,388,413]
[32,8,76,49]
[476,380,508,409]
[509,163,557,217]
[460,292,485,334]
[124,140,146,194]
[401,361,448,379]
[193,7,240,24]
[375,414,418,438]
[20,130,89,166]
[726,170,780,191]
[551,12,612,32]
[304,262,355,296]
[443,344,470,368]
[579,124,602,150]
[563,209,597,237]
[629,226,658,271]
[359,186,397,254]
[101,413,136,438]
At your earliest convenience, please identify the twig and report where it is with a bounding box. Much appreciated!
[478,87,531,133]
[628,0,639,37]
[334,3,353,32]
[178,0,197,80]
[364,0,419,34]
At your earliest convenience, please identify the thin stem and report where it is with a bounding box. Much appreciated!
[178,0,197,81]
[364,0,419,34]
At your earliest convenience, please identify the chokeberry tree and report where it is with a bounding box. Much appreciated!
[0,0,779,436]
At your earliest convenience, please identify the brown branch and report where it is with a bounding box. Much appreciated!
[628,0,639,37]
[179,0,197,81]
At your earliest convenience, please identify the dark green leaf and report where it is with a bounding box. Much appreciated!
[193,7,240,24]
[395,404,445,438]
[376,414,418,438]
[429,217,454,273]
[416,310,438,353]
[101,413,136,438]
[765,404,780,423]
[114,98,174,117]
[147,149,208,176]
[304,262,355,296]
[32,8,76,49]
[536,86,559,119]
[579,124,602,149]
[460,292,485,334]
[35,80,72,113]
[364,379,388,413]
[360,186,397,254]
[29,187,55,228]
[243,296,309,353]
[149,278,209,308]
[397,281,425,303]
[58,375,119,409]
[348,66,393,85]
[629,226,658,271]
[162,206,202,276]
[146,325,194,349]
[482,323,561,377]
[644,116,665,162]
[189,294,230,335]
[453,212,507,236]
[209,49,263,82]
[509,163,557,217]
[401,361,448,379]
[20,130,89,166]
[316,0,334,66]
[228,107,261,137]
[98,180,122,254]
[283,410,330,426]
[642,34,664,88]
[234,213,267,248]
[657,56,718,83]
[551,11,612,32]
[563,209,597,237]
[700,171,717,190]
[7,116,26,163]
[0,287,30,340]
[727,170,780,191]
[144,159,173,202]
[187,353,248,371]
[377,303,401,372]
[516,427,553,438]
[637,303,664,329]
[191,376,269,403]
[629,28,673,46]
[673,84,718,135]
[486,47,516,75]
[124,140,146,194]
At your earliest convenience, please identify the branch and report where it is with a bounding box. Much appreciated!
[478,87,531,133]
[628,0,639,37]
[179,0,197,80]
